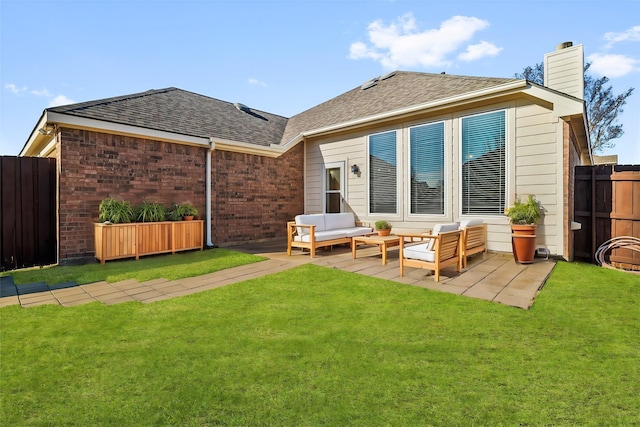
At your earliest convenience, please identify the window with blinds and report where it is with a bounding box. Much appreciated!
[409,122,445,214]
[368,130,397,214]
[461,110,506,215]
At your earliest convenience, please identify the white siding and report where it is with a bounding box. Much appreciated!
[305,134,367,216]
[544,44,584,100]
[303,98,566,256]
[514,100,560,255]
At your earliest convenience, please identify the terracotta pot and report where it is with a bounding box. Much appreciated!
[377,229,391,236]
[183,215,194,221]
[511,224,537,264]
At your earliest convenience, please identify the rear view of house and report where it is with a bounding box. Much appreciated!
[19,43,590,265]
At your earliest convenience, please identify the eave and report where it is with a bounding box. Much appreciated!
[21,111,291,158]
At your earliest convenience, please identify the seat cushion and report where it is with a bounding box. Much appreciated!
[426,222,460,250]
[403,242,436,262]
[334,227,373,237]
[324,213,356,230]
[459,218,483,229]
[294,230,348,243]
[295,214,326,235]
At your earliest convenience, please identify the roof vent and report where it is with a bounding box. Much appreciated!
[379,71,396,81]
[234,102,251,112]
[360,77,378,90]
[556,41,573,51]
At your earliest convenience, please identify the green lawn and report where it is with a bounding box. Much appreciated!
[1,261,639,425]
[2,248,265,286]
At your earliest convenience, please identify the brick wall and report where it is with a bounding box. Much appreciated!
[57,128,304,262]
[58,128,207,262]
[211,144,304,245]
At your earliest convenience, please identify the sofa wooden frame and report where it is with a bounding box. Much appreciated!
[287,222,358,258]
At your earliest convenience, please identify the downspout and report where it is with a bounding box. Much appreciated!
[206,138,216,247]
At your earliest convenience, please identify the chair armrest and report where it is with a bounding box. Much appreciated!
[396,232,436,242]
[287,222,316,235]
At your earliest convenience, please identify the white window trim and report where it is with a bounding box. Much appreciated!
[406,120,449,219]
[322,161,345,213]
[458,108,509,218]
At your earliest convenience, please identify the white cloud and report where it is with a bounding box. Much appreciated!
[4,83,27,94]
[31,89,52,97]
[349,13,499,69]
[4,83,74,106]
[248,78,267,87]
[48,95,75,107]
[458,41,502,61]
[587,53,640,77]
[604,25,640,47]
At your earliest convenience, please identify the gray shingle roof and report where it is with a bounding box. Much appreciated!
[281,71,517,143]
[48,88,288,147]
[48,72,518,147]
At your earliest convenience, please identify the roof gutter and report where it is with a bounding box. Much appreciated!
[206,138,216,247]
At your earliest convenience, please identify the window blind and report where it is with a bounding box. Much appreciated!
[369,131,397,214]
[461,111,506,215]
[410,122,444,214]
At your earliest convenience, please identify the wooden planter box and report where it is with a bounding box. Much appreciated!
[94,220,204,264]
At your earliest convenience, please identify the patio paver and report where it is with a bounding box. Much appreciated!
[1,240,556,310]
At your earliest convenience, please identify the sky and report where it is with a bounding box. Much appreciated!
[1,0,639,163]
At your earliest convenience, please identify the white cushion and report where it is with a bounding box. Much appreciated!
[324,213,355,230]
[334,227,373,238]
[403,242,436,262]
[295,230,347,242]
[459,218,483,229]
[426,222,460,250]
[295,214,326,235]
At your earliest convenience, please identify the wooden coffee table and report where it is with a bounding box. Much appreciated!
[351,234,401,265]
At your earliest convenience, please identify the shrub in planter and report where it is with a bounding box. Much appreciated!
[374,220,393,236]
[505,195,541,225]
[168,203,199,221]
[98,197,134,224]
[505,195,541,264]
[134,201,166,222]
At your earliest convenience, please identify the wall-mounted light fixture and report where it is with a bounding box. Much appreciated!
[351,164,360,174]
[38,124,56,135]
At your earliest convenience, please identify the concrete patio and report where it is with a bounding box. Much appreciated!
[0,239,556,310]
[236,240,557,309]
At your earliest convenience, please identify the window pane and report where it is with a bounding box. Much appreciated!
[326,193,341,213]
[369,131,397,214]
[461,111,506,215]
[410,122,444,214]
[326,168,340,191]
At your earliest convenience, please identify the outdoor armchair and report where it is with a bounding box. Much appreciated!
[397,223,463,282]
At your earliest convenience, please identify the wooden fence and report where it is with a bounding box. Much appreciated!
[0,156,57,271]
[574,164,640,268]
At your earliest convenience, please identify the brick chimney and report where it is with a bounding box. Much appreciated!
[543,42,584,100]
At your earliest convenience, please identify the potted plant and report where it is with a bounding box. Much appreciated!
[168,202,199,221]
[98,197,134,224]
[374,220,393,236]
[133,201,166,222]
[505,195,541,264]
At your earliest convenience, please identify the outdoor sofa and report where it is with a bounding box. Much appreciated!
[287,213,372,258]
